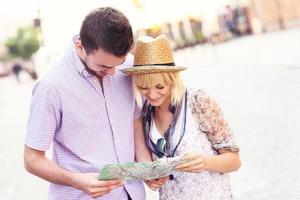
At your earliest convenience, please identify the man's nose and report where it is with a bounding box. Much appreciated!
[106,67,116,76]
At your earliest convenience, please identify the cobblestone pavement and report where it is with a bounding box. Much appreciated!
[1,28,300,200]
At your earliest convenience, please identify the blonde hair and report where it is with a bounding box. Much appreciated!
[133,72,186,108]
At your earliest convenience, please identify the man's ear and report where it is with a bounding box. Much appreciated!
[74,39,83,50]
[74,39,86,58]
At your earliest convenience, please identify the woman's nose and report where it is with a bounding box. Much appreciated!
[148,89,158,99]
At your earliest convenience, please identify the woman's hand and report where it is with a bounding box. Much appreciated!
[175,153,206,173]
[145,176,169,191]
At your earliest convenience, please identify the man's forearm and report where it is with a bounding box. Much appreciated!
[24,145,77,188]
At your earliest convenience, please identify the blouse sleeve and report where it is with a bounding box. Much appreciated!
[189,89,239,153]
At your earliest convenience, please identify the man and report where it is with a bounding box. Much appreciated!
[24,7,152,200]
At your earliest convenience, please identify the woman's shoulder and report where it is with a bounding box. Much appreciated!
[186,87,221,118]
[186,87,211,104]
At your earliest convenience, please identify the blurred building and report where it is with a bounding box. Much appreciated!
[132,0,239,48]
[0,45,6,60]
[248,0,300,32]
[26,0,300,73]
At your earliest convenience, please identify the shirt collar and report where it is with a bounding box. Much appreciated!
[69,35,93,78]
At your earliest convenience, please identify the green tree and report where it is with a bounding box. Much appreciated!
[5,26,40,60]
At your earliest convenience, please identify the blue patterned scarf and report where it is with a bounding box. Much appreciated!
[141,91,188,158]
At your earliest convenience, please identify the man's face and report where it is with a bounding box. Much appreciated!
[76,40,126,78]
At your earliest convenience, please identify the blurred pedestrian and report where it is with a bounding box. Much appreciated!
[11,62,22,83]
[24,7,152,200]
[122,34,241,199]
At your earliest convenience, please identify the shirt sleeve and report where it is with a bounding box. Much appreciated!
[190,89,239,153]
[25,81,62,151]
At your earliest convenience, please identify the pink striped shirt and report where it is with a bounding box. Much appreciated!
[26,40,145,200]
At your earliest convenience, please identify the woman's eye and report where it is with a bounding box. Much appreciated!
[139,86,149,90]
[156,85,164,89]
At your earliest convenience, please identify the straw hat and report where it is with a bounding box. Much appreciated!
[121,34,187,75]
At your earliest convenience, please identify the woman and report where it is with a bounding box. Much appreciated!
[122,35,241,199]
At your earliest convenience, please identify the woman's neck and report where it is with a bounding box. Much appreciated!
[153,97,173,135]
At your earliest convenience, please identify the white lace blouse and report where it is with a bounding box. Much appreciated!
[148,88,239,200]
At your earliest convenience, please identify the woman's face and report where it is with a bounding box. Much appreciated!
[138,83,172,107]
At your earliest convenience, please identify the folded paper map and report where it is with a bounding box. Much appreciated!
[98,156,183,181]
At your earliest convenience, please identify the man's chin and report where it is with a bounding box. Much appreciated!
[95,73,106,78]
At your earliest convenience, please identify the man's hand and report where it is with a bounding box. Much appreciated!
[145,176,169,191]
[24,146,123,198]
[72,173,123,199]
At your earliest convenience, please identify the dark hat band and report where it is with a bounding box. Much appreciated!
[134,62,175,67]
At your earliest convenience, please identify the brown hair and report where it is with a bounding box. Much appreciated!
[80,7,133,56]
